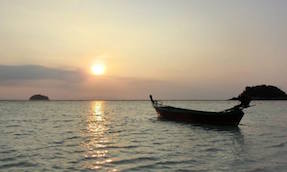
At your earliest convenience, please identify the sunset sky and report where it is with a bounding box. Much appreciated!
[0,0,286,100]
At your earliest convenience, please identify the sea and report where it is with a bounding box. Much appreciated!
[0,100,287,172]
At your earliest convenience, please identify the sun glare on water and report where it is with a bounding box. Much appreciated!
[91,64,106,76]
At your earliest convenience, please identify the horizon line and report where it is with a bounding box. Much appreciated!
[0,99,232,101]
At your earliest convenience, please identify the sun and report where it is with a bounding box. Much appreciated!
[91,64,105,76]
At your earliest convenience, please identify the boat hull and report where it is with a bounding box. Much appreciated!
[154,106,244,126]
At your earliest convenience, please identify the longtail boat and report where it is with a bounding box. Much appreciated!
[150,95,251,126]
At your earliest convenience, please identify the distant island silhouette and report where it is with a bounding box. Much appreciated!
[29,94,50,101]
[231,85,287,100]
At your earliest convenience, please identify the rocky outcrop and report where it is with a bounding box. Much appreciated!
[231,85,287,100]
[29,94,49,101]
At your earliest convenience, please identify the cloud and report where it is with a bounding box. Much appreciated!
[0,64,178,99]
[0,64,255,100]
[0,65,85,82]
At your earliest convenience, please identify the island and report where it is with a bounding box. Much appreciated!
[29,94,50,101]
[231,85,287,100]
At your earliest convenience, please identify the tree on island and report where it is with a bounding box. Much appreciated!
[231,85,287,100]
[29,94,50,101]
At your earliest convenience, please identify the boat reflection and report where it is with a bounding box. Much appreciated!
[82,101,116,171]
[191,124,246,163]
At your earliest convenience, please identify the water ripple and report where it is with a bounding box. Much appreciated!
[1,101,287,171]
[0,161,37,169]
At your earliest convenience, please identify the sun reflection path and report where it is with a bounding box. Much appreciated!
[82,101,117,171]
[93,101,104,122]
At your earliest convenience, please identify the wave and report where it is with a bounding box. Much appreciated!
[0,161,37,169]
[112,156,158,165]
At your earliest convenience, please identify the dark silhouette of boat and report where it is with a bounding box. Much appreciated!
[150,95,251,126]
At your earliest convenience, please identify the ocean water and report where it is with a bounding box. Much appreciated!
[0,100,287,172]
